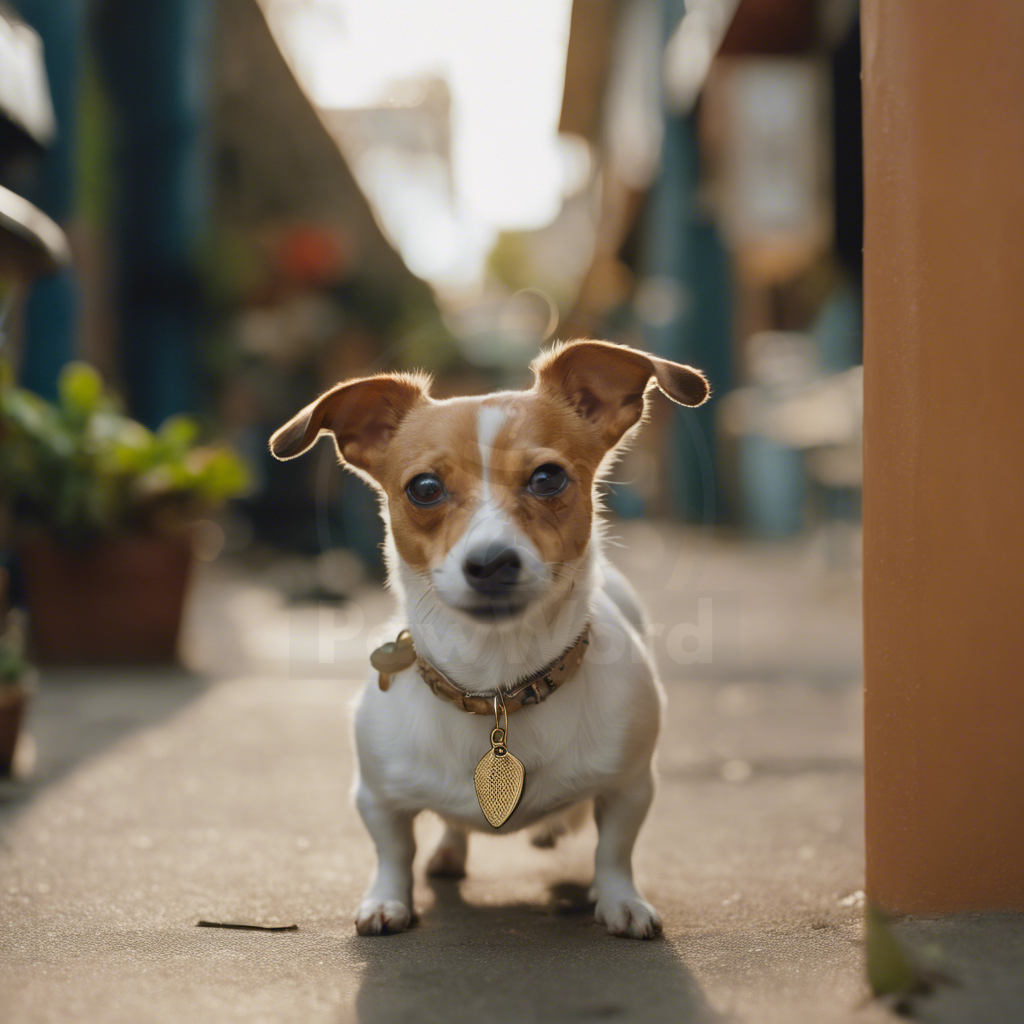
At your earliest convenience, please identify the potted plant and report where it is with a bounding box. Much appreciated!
[0,609,34,776]
[0,361,249,664]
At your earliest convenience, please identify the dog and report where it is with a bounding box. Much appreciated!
[270,339,708,938]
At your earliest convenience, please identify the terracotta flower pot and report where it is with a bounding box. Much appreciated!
[19,532,193,665]
[0,682,29,777]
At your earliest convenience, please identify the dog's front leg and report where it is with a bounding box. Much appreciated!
[354,784,416,935]
[592,772,663,939]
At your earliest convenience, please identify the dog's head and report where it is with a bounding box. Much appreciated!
[270,340,708,624]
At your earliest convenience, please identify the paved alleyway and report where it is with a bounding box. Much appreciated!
[0,525,1001,1023]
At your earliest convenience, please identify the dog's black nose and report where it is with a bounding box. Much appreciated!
[463,545,522,592]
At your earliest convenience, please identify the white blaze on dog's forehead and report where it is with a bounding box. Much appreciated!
[453,401,519,554]
[476,403,509,497]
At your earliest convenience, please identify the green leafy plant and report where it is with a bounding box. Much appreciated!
[0,361,250,544]
[866,904,955,1014]
[0,610,30,687]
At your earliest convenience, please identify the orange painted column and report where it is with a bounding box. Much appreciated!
[862,1,1024,911]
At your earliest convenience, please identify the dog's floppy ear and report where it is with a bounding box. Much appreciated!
[531,340,709,448]
[269,372,429,475]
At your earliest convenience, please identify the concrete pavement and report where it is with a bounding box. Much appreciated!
[0,526,1014,1022]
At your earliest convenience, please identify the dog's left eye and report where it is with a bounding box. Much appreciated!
[528,464,569,497]
[406,473,446,507]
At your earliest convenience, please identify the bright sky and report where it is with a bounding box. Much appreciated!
[263,0,576,290]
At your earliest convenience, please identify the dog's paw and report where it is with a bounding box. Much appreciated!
[594,896,663,939]
[355,898,413,936]
[426,842,467,879]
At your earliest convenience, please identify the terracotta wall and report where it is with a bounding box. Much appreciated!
[862,1,1024,911]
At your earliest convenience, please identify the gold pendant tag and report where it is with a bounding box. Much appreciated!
[474,698,524,827]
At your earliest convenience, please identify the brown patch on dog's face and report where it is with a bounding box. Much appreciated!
[375,393,605,575]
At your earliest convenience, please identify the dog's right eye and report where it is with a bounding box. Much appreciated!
[406,473,446,507]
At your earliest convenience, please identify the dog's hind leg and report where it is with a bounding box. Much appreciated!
[530,801,591,848]
[426,822,468,878]
[529,819,565,849]
[354,784,416,935]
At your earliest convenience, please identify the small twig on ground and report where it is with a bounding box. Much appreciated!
[197,920,298,932]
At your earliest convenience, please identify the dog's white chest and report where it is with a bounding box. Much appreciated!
[354,642,659,834]
[377,732,597,832]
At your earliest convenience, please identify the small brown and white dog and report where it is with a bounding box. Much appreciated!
[270,340,708,939]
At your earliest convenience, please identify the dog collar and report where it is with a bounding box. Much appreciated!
[370,627,591,716]
[370,626,590,826]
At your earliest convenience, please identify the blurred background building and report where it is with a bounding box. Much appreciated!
[1,0,865,582]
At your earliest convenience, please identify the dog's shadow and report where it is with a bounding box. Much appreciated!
[350,877,720,1024]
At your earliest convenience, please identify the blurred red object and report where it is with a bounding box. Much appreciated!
[272,225,349,286]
